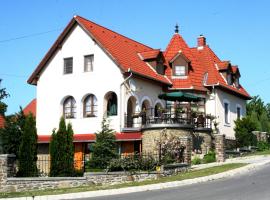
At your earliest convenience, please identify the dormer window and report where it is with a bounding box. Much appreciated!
[156,59,165,75]
[235,77,240,88]
[174,66,186,76]
[227,73,232,85]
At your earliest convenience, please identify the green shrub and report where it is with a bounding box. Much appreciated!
[257,141,270,151]
[203,151,216,164]
[107,155,158,173]
[191,156,202,165]
[234,117,258,147]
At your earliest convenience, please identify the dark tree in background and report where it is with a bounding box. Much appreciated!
[17,114,38,177]
[90,118,117,169]
[49,117,74,176]
[0,108,26,156]
[0,79,9,116]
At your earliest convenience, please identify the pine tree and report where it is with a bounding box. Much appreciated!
[17,114,38,177]
[49,129,58,176]
[49,117,74,176]
[65,123,74,175]
[91,118,117,169]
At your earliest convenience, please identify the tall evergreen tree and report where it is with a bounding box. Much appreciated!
[91,118,117,169]
[65,123,74,174]
[17,114,38,177]
[49,117,74,176]
[49,129,58,176]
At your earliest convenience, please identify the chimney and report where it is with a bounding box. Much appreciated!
[197,35,206,47]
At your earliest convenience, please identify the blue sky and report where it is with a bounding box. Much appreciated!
[1,0,270,114]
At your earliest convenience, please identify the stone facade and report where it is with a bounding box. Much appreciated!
[142,128,192,165]
[142,128,192,154]
[253,131,269,142]
[180,136,192,165]
[215,134,225,162]
[193,131,212,155]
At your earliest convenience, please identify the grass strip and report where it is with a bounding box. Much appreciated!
[0,163,246,198]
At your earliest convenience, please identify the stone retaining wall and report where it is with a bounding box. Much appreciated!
[0,154,189,193]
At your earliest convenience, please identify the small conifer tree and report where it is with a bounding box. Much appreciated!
[91,118,117,169]
[49,117,74,176]
[17,114,38,177]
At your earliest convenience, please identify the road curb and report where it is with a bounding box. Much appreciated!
[3,158,270,200]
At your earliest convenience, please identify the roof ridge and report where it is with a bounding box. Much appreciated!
[75,15,153,51]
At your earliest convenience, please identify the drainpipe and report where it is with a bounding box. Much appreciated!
[120,68,133,131]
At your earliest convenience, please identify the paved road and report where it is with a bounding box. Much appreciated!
[80,163,270,200]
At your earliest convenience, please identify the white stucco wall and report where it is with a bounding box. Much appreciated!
[36,24,166,135]
[206,88,246,138]
[36,24,124,135]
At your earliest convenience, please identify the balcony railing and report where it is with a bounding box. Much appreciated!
[124,107,212,130]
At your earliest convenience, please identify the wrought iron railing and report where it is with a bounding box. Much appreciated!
[124,107,212,129]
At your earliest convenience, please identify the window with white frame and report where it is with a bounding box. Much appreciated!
[236,106,241,119]
[84,94,97,117]
[224,101,230,124]
[174,66,186,76]
[63,96,76,118]
[84,55,94,72]
[64,57,73,74]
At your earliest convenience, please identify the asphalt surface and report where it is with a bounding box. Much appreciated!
[81,163,270,200]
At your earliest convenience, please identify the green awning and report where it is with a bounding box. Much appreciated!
[158,92,202,102]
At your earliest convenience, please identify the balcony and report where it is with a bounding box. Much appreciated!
[123,107,213,132]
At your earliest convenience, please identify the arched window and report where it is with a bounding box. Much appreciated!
[63,96,76,118]
[84,94,97,117]
[107,92,117,116]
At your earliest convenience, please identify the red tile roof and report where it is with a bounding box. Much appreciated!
[38,132,142,143]
[28,15,250,100]
[190,46,250,99]
[23,98,36,117]
[139,49,161,60]
[28,16,171,86]
[0,115,5,128]
[164,34,207,91]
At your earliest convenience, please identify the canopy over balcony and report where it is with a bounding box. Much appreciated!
[158,92,201,102]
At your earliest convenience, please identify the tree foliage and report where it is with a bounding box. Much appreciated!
[0,79,9,115]
[17,114,38,177]
[49,117,74,177]
[90,118,117,169]
[246,96,270,133]
[0,108,26,156]
[234,116,258,147]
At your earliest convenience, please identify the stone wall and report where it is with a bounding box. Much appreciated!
[215,134,225,162]
[253,131,269,142]
[142,128,191,154]
[193,131,212,154]
[142,128,192,165]
[0,154,189,193]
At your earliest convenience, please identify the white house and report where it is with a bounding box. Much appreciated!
[27,16,251,156]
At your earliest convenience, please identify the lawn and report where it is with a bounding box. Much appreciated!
[0,163,246,198]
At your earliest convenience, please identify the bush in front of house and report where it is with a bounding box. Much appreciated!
[191,156,202,165]
[90,118,117,169]
[49,117,74,177]
[202,151,216,164]
[17,113,38,177]
[257,141,270,151]
[107,154,158,173]
[234,116,258,147]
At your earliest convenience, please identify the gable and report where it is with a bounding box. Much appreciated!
[28,16,171,86]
